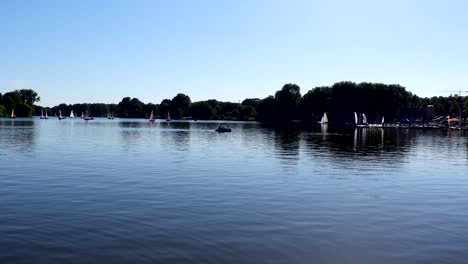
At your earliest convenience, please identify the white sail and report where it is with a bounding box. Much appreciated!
[381,116,385,124]
[11,109,14,118]
[45,110,48,118]
[41,109,44,118]
[70,110,75,118]
[320,112,328,124]
[362,113,368,124]
[354,112,358,124]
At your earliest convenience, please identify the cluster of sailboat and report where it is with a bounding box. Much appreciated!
[34,109,170,122]
[39,109,98,121]
[318,112,385,128]
[354,112,384,128]
[147,111,170,122]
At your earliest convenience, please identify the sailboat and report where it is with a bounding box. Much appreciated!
[81,112,85,119]
[40,109,46,119]
[149,110,156,122]
[84,110,94,121]
[10,109,16,119]
[369,116,385,128]
[70,110,75,118]
[362,113,368,124]
[355,112,368,128]
[45,109,48,119]
[319,112,328,124]
[58,110,66,120]
[107,112,114,120]
[166,111,171,122]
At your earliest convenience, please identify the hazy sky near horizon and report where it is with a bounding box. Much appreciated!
[1,0,468,107]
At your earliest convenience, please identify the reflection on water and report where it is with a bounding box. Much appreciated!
[320,124,328,140]
[1,118,468,263]
[353,128,384,151]
[0,119,36,156]
[274,127,300,157]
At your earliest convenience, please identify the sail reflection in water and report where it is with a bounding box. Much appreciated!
[353,127,385,151]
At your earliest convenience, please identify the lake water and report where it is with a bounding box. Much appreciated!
[1,118,467,264]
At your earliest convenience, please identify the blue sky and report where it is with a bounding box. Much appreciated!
[1,0,467,106]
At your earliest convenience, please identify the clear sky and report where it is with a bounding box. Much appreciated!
[1,0,468,107]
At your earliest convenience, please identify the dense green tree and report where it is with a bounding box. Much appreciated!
[16,89,40,105]
[89,103,108,117]
[170,93,191,119]
[256,96,276,122]
[15,102,33,117]
[143,103,158,117]
[274,83,301,122]
[1,92,20,115]
[241,98,260,107]
[239,105,256,120]
[300,86,331,121]
[159,99,172,119]
[190,101,215,120]
[119,97,131,117]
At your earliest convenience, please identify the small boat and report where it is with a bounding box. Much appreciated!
[319,112,328,124]
[70,110,75,118]
[81,112,85,119]
[58,110,66,120]
[149,110,156,122]
[45,109,48,119]
[84,110,94,121]
[10,109,16,119]
[166,111,171,122]
[40,109,46,119]
[107,112,114,120]
[216,126,232,133]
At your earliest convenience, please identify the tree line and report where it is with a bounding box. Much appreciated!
[36,93,257,121]
[3,82,468,122]
[0,89,40,117]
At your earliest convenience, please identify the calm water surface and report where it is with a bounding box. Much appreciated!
[1,118,467,263]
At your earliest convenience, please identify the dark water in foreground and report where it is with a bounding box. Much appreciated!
[1,118,467,264]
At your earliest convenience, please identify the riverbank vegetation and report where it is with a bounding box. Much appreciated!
[0,89,40,117]
[3,82,468,123]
